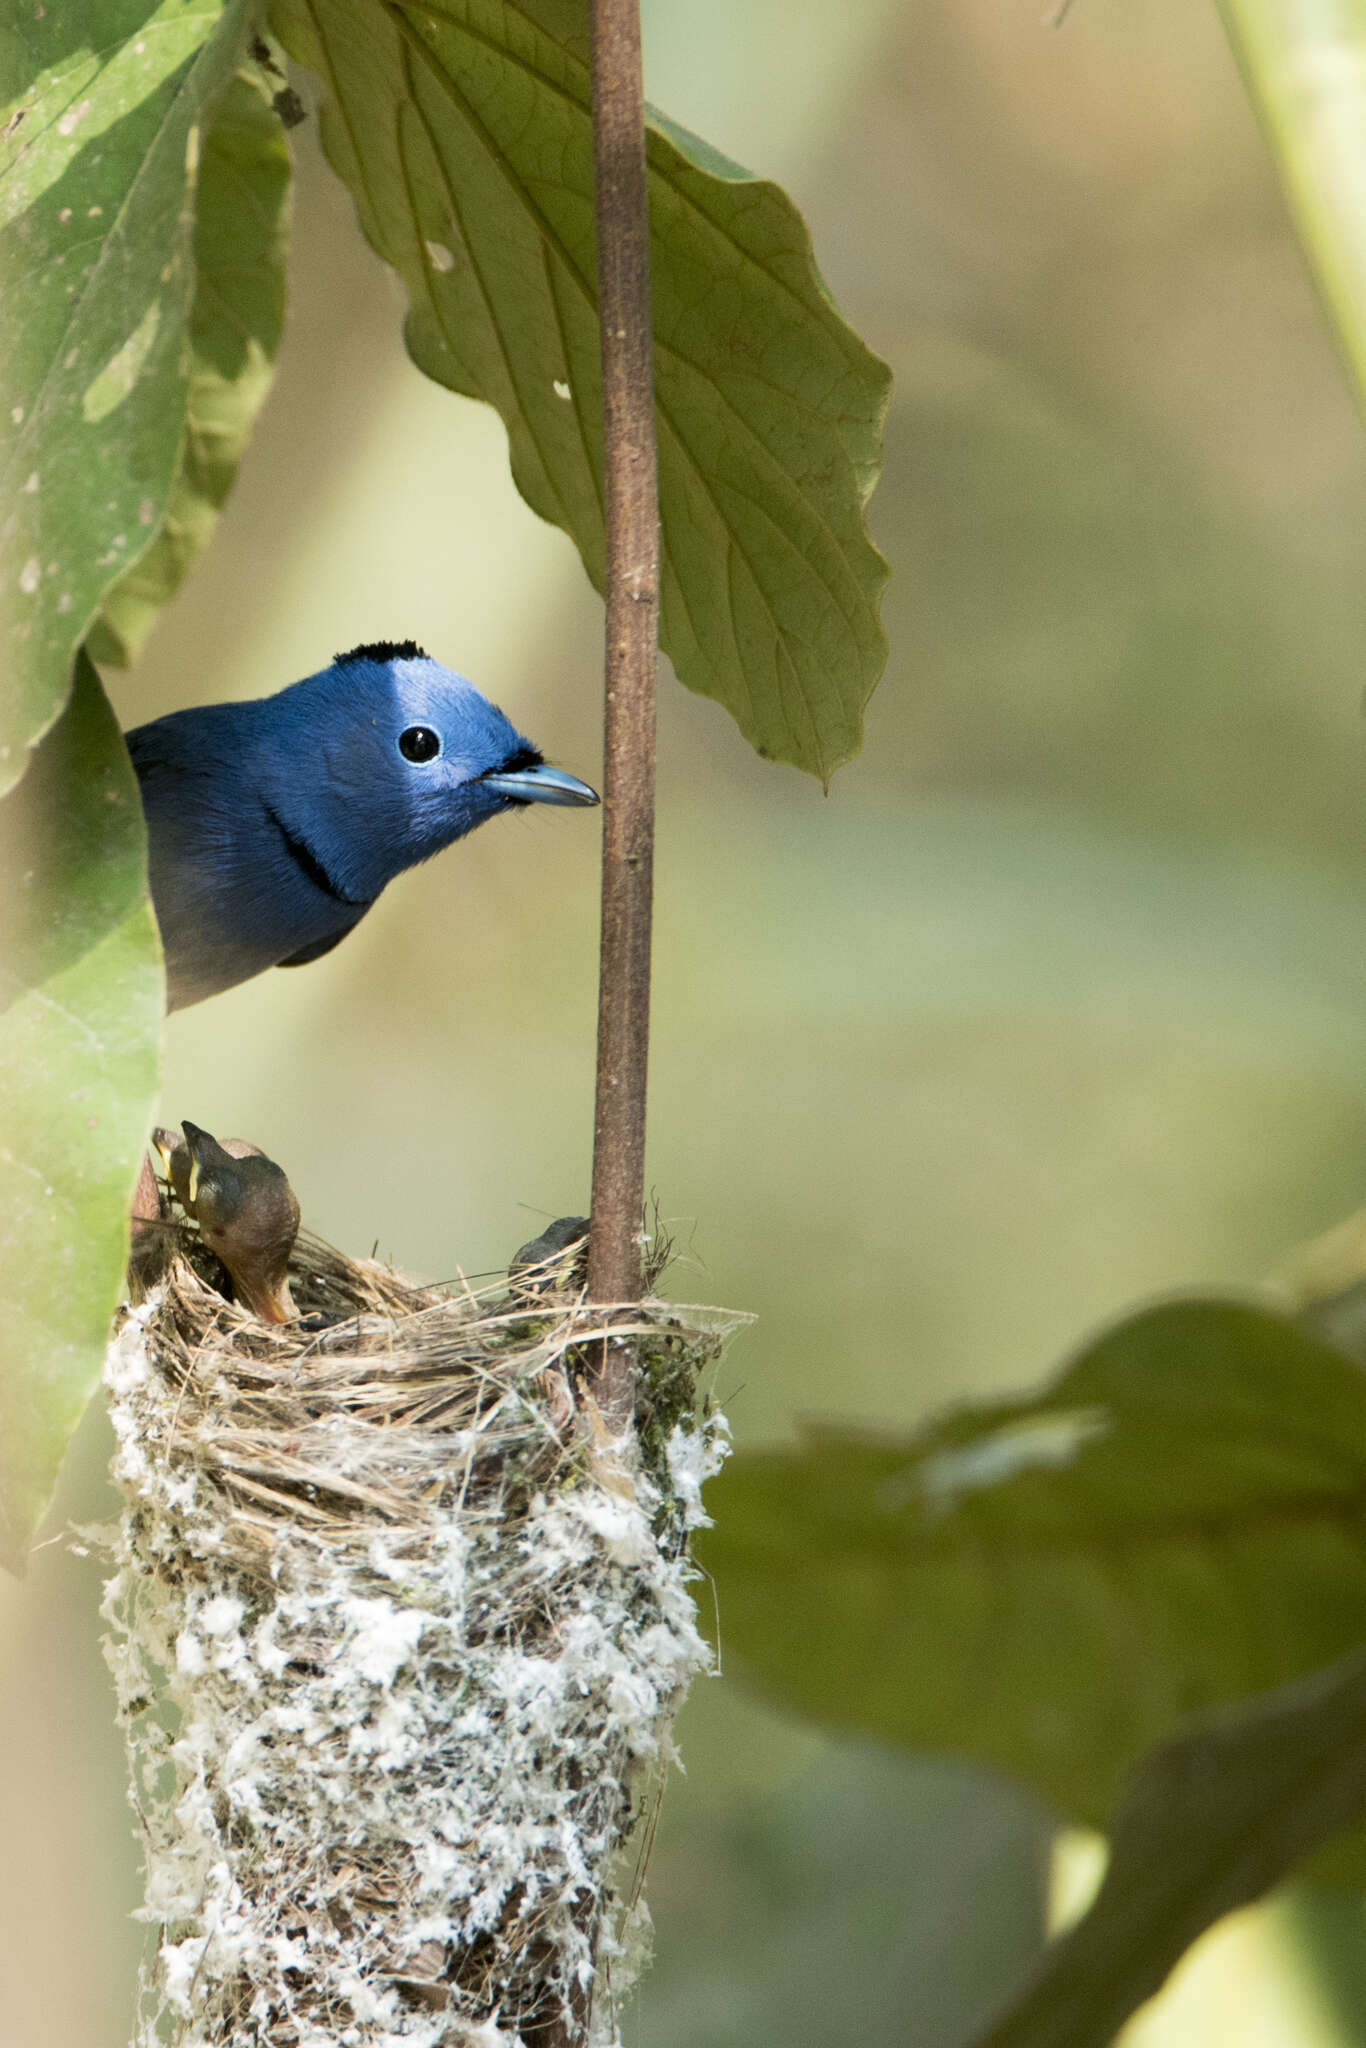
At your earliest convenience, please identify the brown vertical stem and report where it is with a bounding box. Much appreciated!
[585,0,659,1382]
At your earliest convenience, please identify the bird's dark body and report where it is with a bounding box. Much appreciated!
[126,644,598,1010]
[130,702,367,1008]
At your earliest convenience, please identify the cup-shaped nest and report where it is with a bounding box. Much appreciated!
[105,1226,740,2047]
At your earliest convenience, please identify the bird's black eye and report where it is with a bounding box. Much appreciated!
[398,725,441,763]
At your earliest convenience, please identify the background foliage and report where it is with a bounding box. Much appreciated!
[7,2,1366,2045]
[0,0,888,1573]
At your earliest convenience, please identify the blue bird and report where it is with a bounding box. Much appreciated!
[126,641,598,1011]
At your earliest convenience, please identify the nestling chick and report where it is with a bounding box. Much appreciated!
[126,640,599,1010]
[509,1216,590,1297]
[154,1121,301,1324]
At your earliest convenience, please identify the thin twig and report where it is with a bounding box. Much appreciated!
[585,0,659,1394]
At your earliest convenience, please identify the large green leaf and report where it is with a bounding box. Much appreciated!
[0,0,253,794]
[1219,0,1366,417]
[699,1300,1366,1831]
[270,0,890,780]
[89,66,291,666]
[0,654,163,1572]
[973,1649,1366,2048]
[1,0,252,1567]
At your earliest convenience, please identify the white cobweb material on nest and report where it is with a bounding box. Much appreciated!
[101,1260,733,2048]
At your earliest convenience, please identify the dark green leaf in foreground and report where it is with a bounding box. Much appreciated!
[973,1649,1366,2048]
[0,0,252,793]
[0,654,162,1571]
[700,1300,1366,1830]
[271,0,890,780]
[89,66,291,666]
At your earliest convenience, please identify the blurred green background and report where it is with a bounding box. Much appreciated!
[7,0,1366,2041]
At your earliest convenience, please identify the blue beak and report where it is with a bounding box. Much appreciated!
[480,762,599,807]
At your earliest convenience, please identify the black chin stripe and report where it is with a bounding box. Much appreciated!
[264,805,367,907]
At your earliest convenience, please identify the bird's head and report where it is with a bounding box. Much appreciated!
[260,642,598,902]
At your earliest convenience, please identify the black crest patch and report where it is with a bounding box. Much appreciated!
[333,639,428,667]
